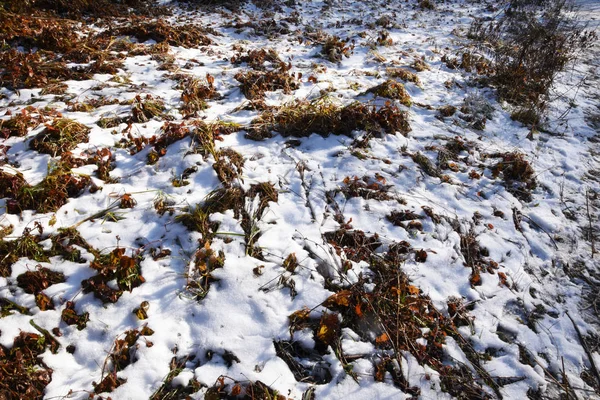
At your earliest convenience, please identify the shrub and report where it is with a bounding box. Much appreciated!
[469,0,596,110]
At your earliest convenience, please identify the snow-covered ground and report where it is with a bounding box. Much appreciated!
[1,0,599,398]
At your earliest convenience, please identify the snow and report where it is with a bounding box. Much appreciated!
[1,0,600,398]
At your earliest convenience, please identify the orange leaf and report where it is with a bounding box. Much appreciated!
[408,285,420,296]
[375,332,389,345]
[230,384,242,396]
[324,290,352,307]
[317,313,339,346]
[354,302,363,318]
[288,308,310,324]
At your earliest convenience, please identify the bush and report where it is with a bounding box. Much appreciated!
[469,0,596,110]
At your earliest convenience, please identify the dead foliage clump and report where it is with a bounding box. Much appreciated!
[511,107,540,127]
[0,108,44,138]
[231,48,282,70]
[338,175,392,201]
[459,93,495,131]
[411,58,430,72]
[288,252,501,397]
[94,326,154,395]
[49,227,96,262]
[426,136,473,172]
[235,68,299,100]
[112,18,213,48]
[412,152,441,178]
[365,80,412,106]
[185,242,225,300]
[149,355,202,399]
[322,35,353,63]
[61,301,90,330]
[188,120,241,158]
[458,227,502,287]
[438,105,457,118]
[213,148,245,186]
[178,74,220,117]
[386,67,421,85]
[0,226,95,278]
[324,229,381,263]
[247,99,410,140]
[81,247,145,304]
[204,376,286,400]
[1,163,91,214]
[0,228,47,277]
[0,12,82,53]
[30,118,90,156]
[156,122,191,153]
[490,151,536,201]
[248,182,278,218]
[3,0,163,18]
[0,49,88,90]
[0,331,55,400]
[441,52,492,75]
[419,0,435,10]
[387,210,423,227]
[16,266,65,295]
[274,340,332,384]
[130,94,166,123]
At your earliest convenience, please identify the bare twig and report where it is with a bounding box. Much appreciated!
[566,311,600,389]
[586,188,596,258]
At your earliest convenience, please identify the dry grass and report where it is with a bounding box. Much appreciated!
[1,163,91,214]
[247,98,410,140]
[0,332,55,400]
[386,68,421,85]
[322,35,353,62]
[490,151,536,201]
[235,69,299,100]
[113,19,213,48]
[130,94,166,123]
[30,118,90,156]
[365,80,412,106]
[178,74,220,117]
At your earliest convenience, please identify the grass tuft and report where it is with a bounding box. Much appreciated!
[30,118,90,156]
[247,98,410,140]
[365,80,412,106]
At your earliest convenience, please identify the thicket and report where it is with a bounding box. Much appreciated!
[469,0,596,124]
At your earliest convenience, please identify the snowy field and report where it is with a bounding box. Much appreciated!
[0,0,599,398]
